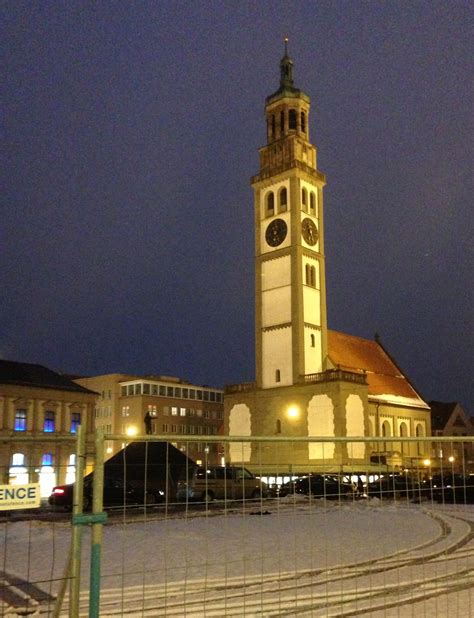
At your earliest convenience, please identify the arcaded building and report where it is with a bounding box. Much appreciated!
[224,46,431,472]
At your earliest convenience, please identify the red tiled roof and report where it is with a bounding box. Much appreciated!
[327,330,428,408]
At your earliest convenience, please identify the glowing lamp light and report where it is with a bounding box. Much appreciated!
[423,459,431,467]
[448,456,455,463]
[287,406,299,419]
[106,447,113,454]
[126,426,138,437]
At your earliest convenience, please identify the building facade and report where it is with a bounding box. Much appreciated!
[429,401,474,472]
[224,45,431,472]
[75,374,224,464]
[0,360,96,496]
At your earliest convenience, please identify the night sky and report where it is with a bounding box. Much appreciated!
[3,2,473,412]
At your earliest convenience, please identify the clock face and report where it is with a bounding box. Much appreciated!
[265,218,287,247]
[301,218,318,246]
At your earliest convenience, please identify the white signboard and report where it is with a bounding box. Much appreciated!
[0,484,41,510]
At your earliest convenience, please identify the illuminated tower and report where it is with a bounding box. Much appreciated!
[252,41,328,389]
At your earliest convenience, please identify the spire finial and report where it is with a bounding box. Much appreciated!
[284,36,289,56]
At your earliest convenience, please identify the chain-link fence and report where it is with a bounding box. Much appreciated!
[1,433,473,616]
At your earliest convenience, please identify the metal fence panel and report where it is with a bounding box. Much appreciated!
[1,434,473,616]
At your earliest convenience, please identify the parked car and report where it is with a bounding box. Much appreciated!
[49,475,165,511]
[366,474,420,500]
[277,474,354,500]
[430,474,474,504]
[177,465,268,503]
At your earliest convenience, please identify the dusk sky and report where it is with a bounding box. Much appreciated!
[2,2,473,411]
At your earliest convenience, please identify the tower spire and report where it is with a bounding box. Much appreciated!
[280,36,294,88]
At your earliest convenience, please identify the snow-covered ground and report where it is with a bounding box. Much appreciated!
[1,498,474,616]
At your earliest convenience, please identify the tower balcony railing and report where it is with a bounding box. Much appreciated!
[224,382,257,394]
[302,369,367,385]
[252,160,326,184]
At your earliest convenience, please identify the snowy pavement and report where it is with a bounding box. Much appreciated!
[1,499,473,616]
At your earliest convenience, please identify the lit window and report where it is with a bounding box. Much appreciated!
[171,407,178,416]
[14,410,27,432]
[70,412,81,434]
[41,453,53,466]
[43,411,55,433]
[180,408,186,416]
[11,453,25,466]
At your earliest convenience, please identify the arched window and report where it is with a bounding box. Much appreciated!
[11,453,25,467]
[10,453,28,484]
[310,334,315,347]
[301,111,306,132]
[266,192,275,216]
[416,423,424,455]
[310,192,316,214]
[41,453,53,466]
[276,419,281,434]
[275,369,281,383]
[289,109,297,130]
[301,188,307,210]
[311,266,316,287]
[400,422,408,454]
[279,187,287,211]
[66,454,76,484]
[305,263,311,285]
[382,421,391,437]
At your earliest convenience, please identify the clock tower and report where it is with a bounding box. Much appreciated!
[252,42,328,389]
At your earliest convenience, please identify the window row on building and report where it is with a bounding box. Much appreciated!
[13,409,82,433]
[121,405,222,420]
[121,423,219,435]
[161,424,219,435]
[94,406,112,418]
[120,382,223,402]
[265,187,317,218]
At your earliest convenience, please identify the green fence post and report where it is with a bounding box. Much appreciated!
[70,423,86,618]
[89,426,105,618]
